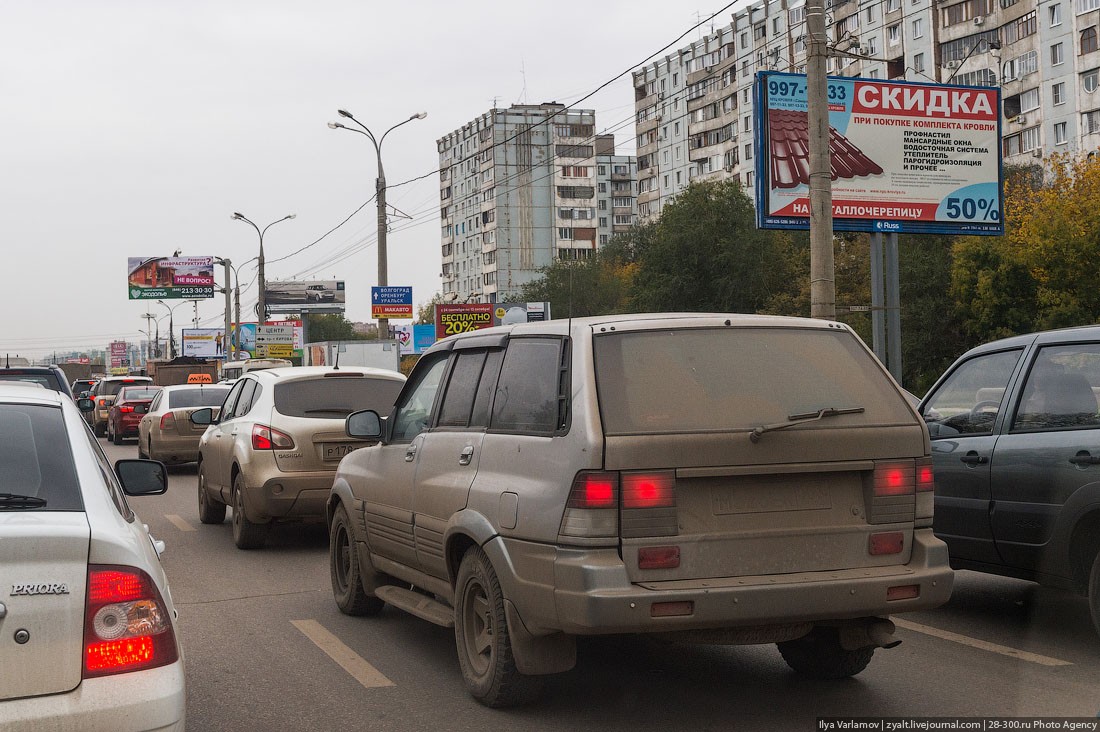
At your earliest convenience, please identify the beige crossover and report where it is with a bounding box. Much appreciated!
[193,366,406,549]
[137,383,231,464]
[327,313,955,707]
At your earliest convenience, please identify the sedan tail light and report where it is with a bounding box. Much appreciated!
[252,424,295,450]
[118,406,134,413]
[84,565,178,678]
[159,413,176,431]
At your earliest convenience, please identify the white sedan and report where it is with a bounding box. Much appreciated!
[0,385,185,731]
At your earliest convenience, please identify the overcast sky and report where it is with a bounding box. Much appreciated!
[1,0,745,360]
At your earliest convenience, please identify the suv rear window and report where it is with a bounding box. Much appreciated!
[100,378,153,398]
[593,327,912,434]
[167,387,230,408]
[0,404,81,511]
[274,377,404,419]
[0,371,65,393]
[117,388,161,401]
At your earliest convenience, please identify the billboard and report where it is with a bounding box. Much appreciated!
[182,328,227,359]
[754,72,1003,235]
[371,286,414,320]
[493,301,551,326]
[266,280,345,313]
[434,303,493,340]
[235,321,303,359]
[109,340,128,368]
[394,324,438,355]
[128,256,215,299]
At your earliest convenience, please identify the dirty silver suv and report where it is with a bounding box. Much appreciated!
[327,313,954,706]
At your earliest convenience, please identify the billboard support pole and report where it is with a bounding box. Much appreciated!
[885,232,902,383]
[806,0,835,320]
[221,258,233,361]
[870,232,886,364]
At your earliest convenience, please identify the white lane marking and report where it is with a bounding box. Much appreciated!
[165,514,196,532]
[893,618,1072,667]
[291,619,395,688]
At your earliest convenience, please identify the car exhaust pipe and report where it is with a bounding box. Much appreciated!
[839,619,900,650]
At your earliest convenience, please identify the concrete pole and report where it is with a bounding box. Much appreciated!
[806,0,835,320]
[222,258,232,361]
[376,165,389,340]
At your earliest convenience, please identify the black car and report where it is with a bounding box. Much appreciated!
[0,364,74,399]
[920,325,1100,637]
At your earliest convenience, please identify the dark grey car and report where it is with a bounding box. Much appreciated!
[920,325,1100,637]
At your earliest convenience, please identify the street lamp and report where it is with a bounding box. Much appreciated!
[328,109,427,339]
[231,212,296,324]
[156,300,189,359]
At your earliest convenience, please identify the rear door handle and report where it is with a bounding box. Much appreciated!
[405,445,418,462]
[459,446,474,466]
[1069,451,1100,466]
[960,451,988,466]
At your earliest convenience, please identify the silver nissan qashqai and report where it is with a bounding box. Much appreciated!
[327,313,954,707]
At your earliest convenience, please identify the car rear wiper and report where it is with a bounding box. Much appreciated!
[0,493,47,508]
[750,407,865,443]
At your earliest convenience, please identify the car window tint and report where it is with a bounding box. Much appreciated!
[235,380,258,416]
[470,349,504,429]
[168,387,230,409]
[595,328,910,434]
[438,351,488,427]
[923,349,1023,437]
[120,388,160,401]
[85,424,133,520]
[274,377,404,419]
[0,374,55,390]
[392,356,449,442]
[491,338,564,434]
[149,392,163,411]
[0,404,82,511]
[220,380,247,421]
[1013,344,1100,431]
[102,379,152,397]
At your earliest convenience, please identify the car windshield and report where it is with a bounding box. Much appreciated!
[593,327,911,434]
[101,379,152,397]
[0,404,81,510]
[167,387,230,408]
[274,377,404,418]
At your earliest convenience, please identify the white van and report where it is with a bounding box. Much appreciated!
[219,357,292,383]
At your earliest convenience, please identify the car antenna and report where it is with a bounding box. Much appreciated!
[4,354,8,368]
[333,341,341,371]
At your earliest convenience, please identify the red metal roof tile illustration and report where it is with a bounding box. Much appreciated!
[768,109,883,188]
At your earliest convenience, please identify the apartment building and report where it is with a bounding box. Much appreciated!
[437,104,637,303]
[633,0,1099,222]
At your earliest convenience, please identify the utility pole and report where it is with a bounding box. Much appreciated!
[806,0,836,320]
[219,258,233,360]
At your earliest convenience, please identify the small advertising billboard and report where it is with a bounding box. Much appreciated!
[109,340,128,368]
[182,328,227,359]
[434,303,494,340]
[128,256,215,299]
[754,72,1003,235]
[493,301,551,326]
[266,280,345,313]
[394,324,438,355]
[371,286,414,320]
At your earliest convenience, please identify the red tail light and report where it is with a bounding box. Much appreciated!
[252,424,295,450]
[119,406,134,413]
[622,471,676,509]
[83,566,178,678]
[873,461,915,496]
[160,413,176,431]
[567,471,618,509]
[915,457,935,492]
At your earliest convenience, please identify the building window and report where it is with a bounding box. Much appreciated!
[912,18,923,39]
[1083,27,1099,54]
[886,0,900,11]
[558,228,574,240]
[598,217,607,227]
[1084,110,1100,134]
[888,25,901,44]
[744,143,753,160]
[1053,43,1065,65]
[914,53,925,73]
[1084,68,1099,92]
[1079,0,1100,13]
[1050,4,1062,26]
[1053,82,1066,105]
[1055,122,1068,144]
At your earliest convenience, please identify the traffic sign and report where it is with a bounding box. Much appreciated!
[256,325,294,345]
[263,344,294,358]
[371,286,413,319]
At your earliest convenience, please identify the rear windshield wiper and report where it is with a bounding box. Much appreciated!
[0,493,47,509]
[750,407,865,443]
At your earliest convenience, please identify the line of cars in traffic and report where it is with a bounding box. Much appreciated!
[6,315,1100,724]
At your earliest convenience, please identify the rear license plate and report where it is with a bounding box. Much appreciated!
[323,443,362,460]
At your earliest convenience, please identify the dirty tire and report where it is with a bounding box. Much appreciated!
[111,424,123,445]
[138,438,149,459]
[231,473,269,549]
[777,627,875,679]
[197,462,226,525]
[95,422,106,438]
[329,503,385,616]
[1089,551,1100,638]
[454,546,541,707]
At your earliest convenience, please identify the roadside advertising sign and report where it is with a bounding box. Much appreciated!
[394,324,438,355]
[109,340,128,368]
[182,328,227,359]
[127,256,216,299]
[434,304,493,340]
[371,286,414,320]
[235,321,303,359]
[754,72,1003,235]
[265,280,345,313]
[493,301,552,326]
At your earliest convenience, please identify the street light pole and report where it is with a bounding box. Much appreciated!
[328,109,427,339]
[156,300,188,359]
[231,213,296,325]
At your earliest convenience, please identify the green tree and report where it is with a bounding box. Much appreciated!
[519,237,637,317]
[304,313,366,342]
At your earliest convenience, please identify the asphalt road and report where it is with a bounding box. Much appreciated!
[101,439,1100,732]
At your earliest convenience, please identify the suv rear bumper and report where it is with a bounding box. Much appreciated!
[243,472,335,521]
[497,529,954,636]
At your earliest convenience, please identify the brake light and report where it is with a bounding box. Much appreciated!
[83,565,178,678]
[252,424,295,450]
[119,406,134,413]
[622,471,676,509]
[160,413,176,430]
[873,461,915,496]
[915,457,935,492]
[567,471,618,509]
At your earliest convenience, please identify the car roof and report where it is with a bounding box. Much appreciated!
[102,374,153,382]
[159,383,231,393]
[0,383,65,405]
[957,324,1100,356]
[249,366,406,383]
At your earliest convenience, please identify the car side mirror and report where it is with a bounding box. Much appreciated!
[190,407,215,425]
[77,398,95,412]
[116,459,168,496]
[346,410,382,439]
